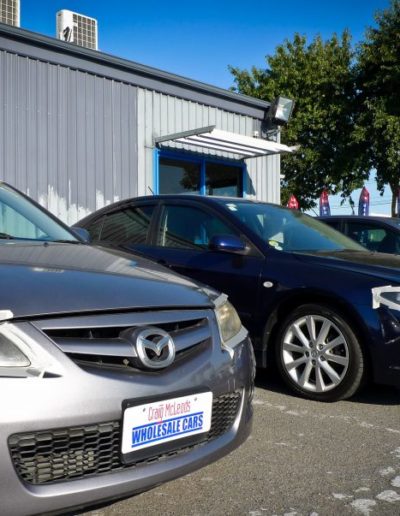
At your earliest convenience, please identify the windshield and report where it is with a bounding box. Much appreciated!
[218,200,364,252]
[0,183,78,243]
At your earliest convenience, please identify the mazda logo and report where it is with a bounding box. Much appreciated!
[121,327,176,369]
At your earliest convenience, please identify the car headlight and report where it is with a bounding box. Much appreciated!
[214,296,242,343]
[0,322,54,377]
[372,286,400,311]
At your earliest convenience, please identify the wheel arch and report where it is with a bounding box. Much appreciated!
[261,290,373,374]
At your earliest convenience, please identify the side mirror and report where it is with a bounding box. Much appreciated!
[209,234,246,254]
[71,226,91,243]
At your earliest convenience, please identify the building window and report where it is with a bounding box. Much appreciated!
[206,162,243,197]
[159,158,201,194]
[158,152,244,197]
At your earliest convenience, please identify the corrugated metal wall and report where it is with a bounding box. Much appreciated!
[137,88,280,203]
[0,49,280,226]
[0,50,138,224]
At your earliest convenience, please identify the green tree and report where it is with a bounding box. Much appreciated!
[356,0,400,215]
[230,32,368,209]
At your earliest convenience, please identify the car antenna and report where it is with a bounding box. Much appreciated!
[148,186,155,195]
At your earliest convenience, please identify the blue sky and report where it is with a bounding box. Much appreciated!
[21,0,389,89]
[20,0,393,214]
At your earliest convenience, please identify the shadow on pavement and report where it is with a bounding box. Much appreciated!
[349,382,400,405]
[255,368,400,406]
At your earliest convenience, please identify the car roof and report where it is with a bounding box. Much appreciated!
[77,194,282,224]
[121,194,270,204]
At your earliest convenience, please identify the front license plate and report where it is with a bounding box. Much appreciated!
[121,392,213,455]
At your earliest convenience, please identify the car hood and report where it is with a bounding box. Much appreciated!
[294,249,400,284]
[0,242,216,319]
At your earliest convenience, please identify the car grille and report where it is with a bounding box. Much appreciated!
[34,310,212,372]
[9,392,241,485]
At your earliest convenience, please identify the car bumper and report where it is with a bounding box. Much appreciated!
[1,334,254,516]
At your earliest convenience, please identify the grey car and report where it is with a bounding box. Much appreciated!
[0,182,254,516]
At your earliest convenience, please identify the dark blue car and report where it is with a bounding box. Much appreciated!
[77,196,400,402]
[318,215,400,254]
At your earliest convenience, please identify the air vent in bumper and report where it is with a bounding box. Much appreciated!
[9,392,241,485]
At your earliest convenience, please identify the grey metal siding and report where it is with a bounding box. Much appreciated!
[0,25,281,220]
[0,24,270,119]
[0,50,138,224]
[137,89,280,203]
[245,153,280,203]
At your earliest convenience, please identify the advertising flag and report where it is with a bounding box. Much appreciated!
[287,194,299,210]
[358,187,370,216]
[319,190,331,216]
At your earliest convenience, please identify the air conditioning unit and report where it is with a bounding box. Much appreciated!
[56,9,98,50]
[0,0,20,27]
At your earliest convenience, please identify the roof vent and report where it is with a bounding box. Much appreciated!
[56,9,98,50]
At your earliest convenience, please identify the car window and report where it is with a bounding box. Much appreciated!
[157,205,237,250]
[321,219,341,230]
[84,217,104,242]
[345,221,398,252]
[376,230,400,253]
[0,203,46,239]
[100,205,155,245]
[0,183,77,242]
[215,200,364,252]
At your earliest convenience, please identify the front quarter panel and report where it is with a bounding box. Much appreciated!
[257,252,400,386]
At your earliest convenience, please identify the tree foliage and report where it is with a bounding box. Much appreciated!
[230,32,369,209]
[355,0,400,215]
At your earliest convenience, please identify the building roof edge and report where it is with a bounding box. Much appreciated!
[0,23,270,115]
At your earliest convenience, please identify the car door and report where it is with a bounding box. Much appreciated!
[140,201,264,329]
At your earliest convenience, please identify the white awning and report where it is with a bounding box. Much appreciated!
[154,125,296,159]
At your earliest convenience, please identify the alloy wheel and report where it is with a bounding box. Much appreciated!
[281,314,350,393]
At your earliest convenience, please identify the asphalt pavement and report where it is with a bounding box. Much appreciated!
[84,374,400,516]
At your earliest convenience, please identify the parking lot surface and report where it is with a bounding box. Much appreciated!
[84,375,400,516]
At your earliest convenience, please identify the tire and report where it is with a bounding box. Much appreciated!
[275,304,365,402]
